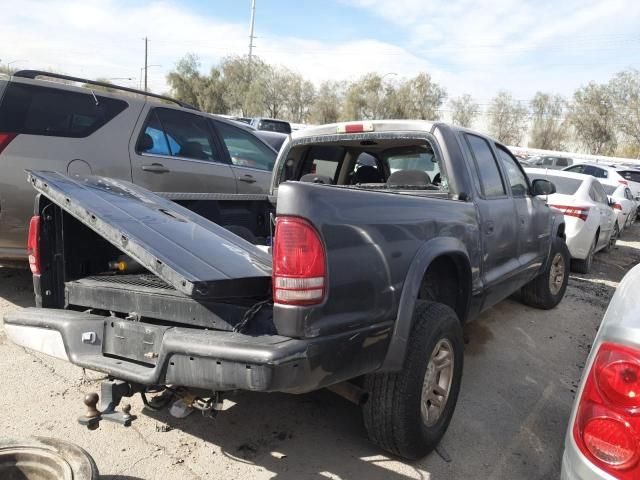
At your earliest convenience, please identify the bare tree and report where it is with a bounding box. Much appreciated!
[529,92,568,150]
[449,94,479,128]
[487,91,528,145]
[568,82,617,155]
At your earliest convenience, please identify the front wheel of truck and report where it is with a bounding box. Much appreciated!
[521,236,570,309]
[362,301,463,460]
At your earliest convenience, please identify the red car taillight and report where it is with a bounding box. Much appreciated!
[549,204,590,221]
[0,132,17,155]
[27,215,41,275]
[573,342,640,477]
[272,217,326,305]
[614,203,623,211]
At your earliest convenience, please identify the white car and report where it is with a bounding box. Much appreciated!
[564,163,640,197]
[562,263,640,480]
[525,169,616,274]
[602,183,637,231]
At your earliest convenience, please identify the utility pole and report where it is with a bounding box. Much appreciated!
[144,37,148,92]
[248,0,256,64]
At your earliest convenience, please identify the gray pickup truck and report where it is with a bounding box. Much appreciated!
[4,120,569,459]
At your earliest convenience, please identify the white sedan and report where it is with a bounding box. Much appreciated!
[525,169,616,274]
[602,183,637,231]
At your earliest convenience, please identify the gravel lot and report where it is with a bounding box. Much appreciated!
[2,226,640,480]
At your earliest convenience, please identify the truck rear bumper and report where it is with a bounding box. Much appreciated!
[3,308,390,394]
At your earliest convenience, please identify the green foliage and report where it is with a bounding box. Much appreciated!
[568,82,617,155]
[529,92,568,150]
[449,94,479,128]
[487,91,528,145]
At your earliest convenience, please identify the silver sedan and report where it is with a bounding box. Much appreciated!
[562,264,640,479]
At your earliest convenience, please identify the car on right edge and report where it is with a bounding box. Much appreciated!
[562,263,640,480]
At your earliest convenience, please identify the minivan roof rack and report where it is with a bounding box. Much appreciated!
[13,70,199,111]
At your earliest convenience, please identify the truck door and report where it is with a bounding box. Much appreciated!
[130,107,237,193]
[461,133,519,308]
[496,145,549,280]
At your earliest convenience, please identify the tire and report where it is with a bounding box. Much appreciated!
[362,301,463,460]
[0,437,99,480]
[572,234,596,274]
[521,236,570,309]
[604,223,619,252]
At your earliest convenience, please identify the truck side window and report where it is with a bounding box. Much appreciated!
[465,134,506,198]
[497,146,528,197]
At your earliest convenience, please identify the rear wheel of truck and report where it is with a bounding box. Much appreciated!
[521,236,570,309]
[362,301,463,460]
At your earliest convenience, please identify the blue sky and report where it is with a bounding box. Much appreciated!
[3,0,640,103]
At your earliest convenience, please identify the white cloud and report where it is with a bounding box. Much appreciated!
[2,0,639,103]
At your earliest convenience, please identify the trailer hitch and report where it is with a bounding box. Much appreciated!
[78,380,138,430]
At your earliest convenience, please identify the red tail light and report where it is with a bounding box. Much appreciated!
[337,122,374,133]
[549,204,590,221]
[573,342,640,478]
[619,180,629,186]
[614,203,623,211]
[27,215,41,275]
[273,217,325,305]
[0,132,17,155]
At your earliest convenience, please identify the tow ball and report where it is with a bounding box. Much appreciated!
[78,380,137,430]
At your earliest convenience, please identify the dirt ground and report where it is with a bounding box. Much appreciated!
[2,225,640,480]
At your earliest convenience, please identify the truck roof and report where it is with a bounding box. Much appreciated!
[290,120,438,139]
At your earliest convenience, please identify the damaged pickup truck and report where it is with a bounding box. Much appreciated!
[4,120,569,459]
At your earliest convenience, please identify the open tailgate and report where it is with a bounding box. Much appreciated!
[27,170,272,299]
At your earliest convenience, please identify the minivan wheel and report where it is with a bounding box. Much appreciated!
[362,301,463,460]
[0,437,99,480]
[521,236,570,309]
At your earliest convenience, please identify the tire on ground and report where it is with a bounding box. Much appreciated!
[521,235,570,309]
[0,436,99,480]
[362,301,464,460]
[571,233,596,274]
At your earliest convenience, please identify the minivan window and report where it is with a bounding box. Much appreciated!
[141,108,220,163]
[0,83,127,138]
[556,158,570,167]
[465,134,506,198]
[257,119,291,134]
[215,122,276,171]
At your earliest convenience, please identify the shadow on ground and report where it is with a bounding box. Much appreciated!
[0,268,34,308]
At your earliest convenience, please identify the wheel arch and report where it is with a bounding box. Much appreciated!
[378,237,472,372]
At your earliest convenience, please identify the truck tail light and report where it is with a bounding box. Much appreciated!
[337,122,374,133]
[273,217,325,305]
[27,215,41,275]
[573,342,640,478]
[0,132,17,155]
[549,204,590,221]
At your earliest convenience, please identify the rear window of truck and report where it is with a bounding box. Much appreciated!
[0,82,128,138]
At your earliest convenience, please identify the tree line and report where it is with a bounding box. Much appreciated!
[165,54,640,158]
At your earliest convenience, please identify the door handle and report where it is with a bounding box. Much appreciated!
[142,163,170,174]
[239,174,256,184]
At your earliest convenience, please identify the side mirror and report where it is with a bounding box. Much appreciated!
[607,197,615,208]
[635,196,640,202]
[532,179,556,196]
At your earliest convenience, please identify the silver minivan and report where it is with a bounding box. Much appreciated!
[0,70,280,265]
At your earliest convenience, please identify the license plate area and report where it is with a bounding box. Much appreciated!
[103,320,168,366]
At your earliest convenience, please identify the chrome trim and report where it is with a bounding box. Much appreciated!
[139,152,231,167]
